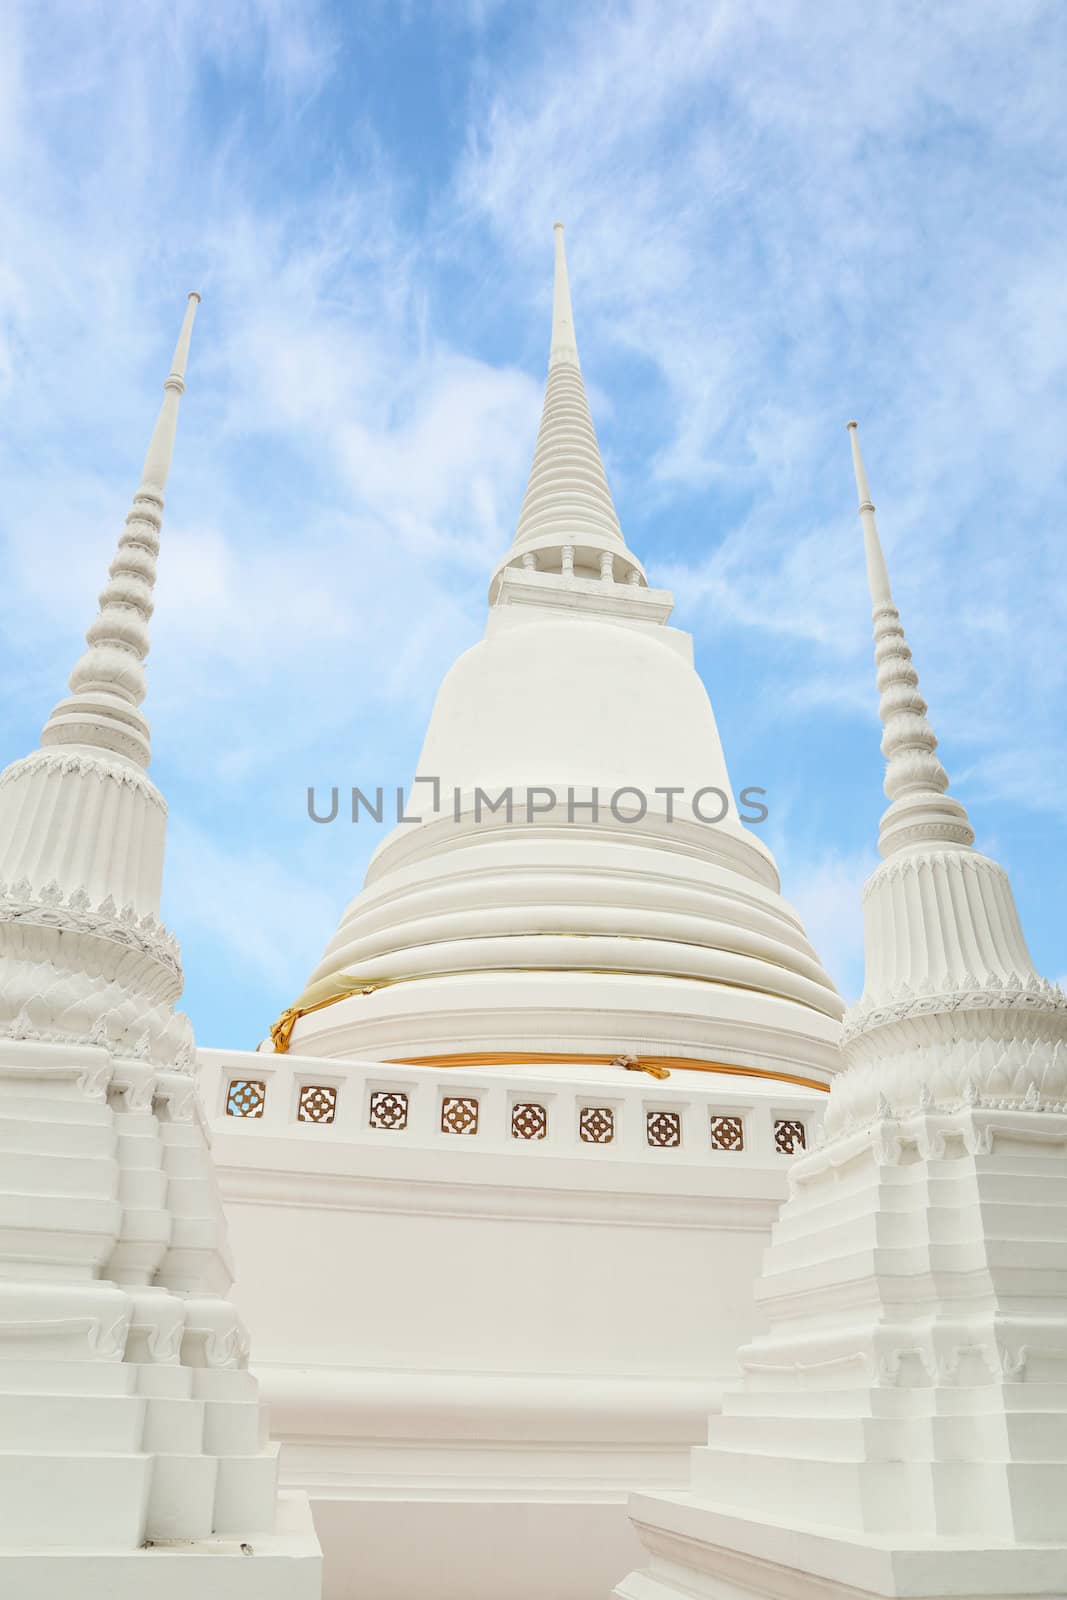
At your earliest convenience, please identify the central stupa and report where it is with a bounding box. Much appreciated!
[270,225,842,1088]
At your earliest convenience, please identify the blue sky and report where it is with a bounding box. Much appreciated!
[1,0,1065,1049]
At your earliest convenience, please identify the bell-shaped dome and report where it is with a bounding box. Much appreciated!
[416,609,739,815]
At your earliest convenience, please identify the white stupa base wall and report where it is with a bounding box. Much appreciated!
[315,1499,646,1600]
[0,1037,323,1586]
[0,1489,321,1600]
[261,1363,719,1600]
[616,1096,1067,1600]
[197,1046,827,1599]
[619,1494,1067,1599]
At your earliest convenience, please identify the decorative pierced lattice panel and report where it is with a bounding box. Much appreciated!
[646,1110,681,1147]
[227,1079,265,1118]
[298,1084,337,1124]
[579,1106,614,1144]
[774,1118,807,1154]
[512,1102,547,1140]
[369,1090,408,1130]
[710,1114,744,1151]
[441,1096,479,1135]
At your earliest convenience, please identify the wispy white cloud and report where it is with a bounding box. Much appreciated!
[453,2,1067,892]
[166,816,342,995]
[2,0,1065,1039]
[777,847,875,1005]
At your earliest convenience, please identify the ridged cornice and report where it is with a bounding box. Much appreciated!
[0,877,182,981]
[844,972,1067,1041]
[0,747,167,813]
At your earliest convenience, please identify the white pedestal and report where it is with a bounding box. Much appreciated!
[0,1490,322,1600]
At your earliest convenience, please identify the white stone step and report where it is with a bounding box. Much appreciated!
[116,1166,168,1207]
[0,1490,322,1599]
[0,1451,150,1546]
[0,1391,144,1451]
[202,1397,266,1455]
[0,1189,121,1245]
[156,1140,205,1179]
[135,1363,194,1399]
[0,1360,137,1396]
[689,1441,947,1536]
[193,1366,259,1403]
[0,1115,115,1157]
[145,1452,218,1540]
[141,1394,205,1454]
[0,1147,118,1196]
[166,1173,216,1217]
[212,1444,280,1534]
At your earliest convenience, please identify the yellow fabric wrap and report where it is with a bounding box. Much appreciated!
[268,975,391,1054]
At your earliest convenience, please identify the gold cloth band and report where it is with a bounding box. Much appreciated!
[268,960,831,1058]
[265,993,829,1095]
[381,1050,829,1093]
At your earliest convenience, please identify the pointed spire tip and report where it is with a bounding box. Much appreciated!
[40,293,199,767]
[848,423,975,856]
[548,217,578,372]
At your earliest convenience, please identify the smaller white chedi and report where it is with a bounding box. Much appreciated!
[618,426,1067,1600]
[0,298,321,1596]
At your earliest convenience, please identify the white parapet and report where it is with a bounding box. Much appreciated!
[197,1045,827,1600]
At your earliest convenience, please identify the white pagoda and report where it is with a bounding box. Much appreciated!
[193,227,844,1598]
[2,226,1062,1600]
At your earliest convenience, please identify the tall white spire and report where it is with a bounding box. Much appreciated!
[41,292,201,769]
[847,420,974,858]
[548,220,580,370]
[507,224,630,571]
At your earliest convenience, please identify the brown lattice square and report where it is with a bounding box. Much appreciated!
[646,1110,681,1147]
[297,1084,337,1124]
[369,1090,408,1130]
[579,1105,614,1144]
[227,1079,265,1118]
[441,1096,479,1135]
[774,1118,807,1154]
[512,1102,547,1140]
[710,1114,744,1151]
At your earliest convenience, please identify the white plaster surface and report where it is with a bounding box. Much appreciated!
[199,1047,826,1597]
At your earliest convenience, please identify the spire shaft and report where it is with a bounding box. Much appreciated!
[846,421,973,858]
[549,222,580,371]
[847,420,893,607]
[40,294,201,768]
[142,292,200,491]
